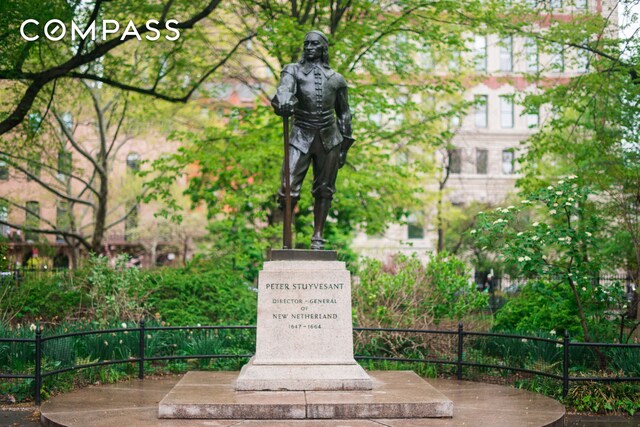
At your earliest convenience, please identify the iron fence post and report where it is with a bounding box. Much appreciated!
[562,330,569,398]
[34,324,42,406]
[138,319,145,380]
[457,323,464,380]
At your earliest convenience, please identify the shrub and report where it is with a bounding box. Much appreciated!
[144,261,256,326]
[353,252,487,359]
[566,381,640,415]
[353,252,487,329]
[493,280,584,338]
[84,255,147,325]
[0,274,87,324]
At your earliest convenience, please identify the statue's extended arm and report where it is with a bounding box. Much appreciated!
[336,84,354,168]
[271,65,297,117]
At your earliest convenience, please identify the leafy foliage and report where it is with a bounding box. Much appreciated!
[0,0,245,135]
[85,255,147,325]
[0,256,256,327]
[353,252,487,328]
[144,260,256,326]
[493,281,583,337]
[0,272,85,324]
[567,382,640,415]
[144,0,500,266]
[511,1,640,329]
[473,178,629,342]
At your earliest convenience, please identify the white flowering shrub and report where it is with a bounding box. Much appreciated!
[473,177,628,342]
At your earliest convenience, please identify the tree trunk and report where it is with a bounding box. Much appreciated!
[437,149,452,253]
[183,238,190,265]
[91,170,108,254]
[437,188,444,253]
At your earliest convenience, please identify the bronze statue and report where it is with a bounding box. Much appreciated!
[272,30,355,250]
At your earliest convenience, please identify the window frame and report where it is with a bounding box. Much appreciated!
[474,95,488,128]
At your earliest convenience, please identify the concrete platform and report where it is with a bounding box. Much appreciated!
[158,371,452,419]
[235,358,373,391]
[40,373,566,426]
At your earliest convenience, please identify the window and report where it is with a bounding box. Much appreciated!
[61,112,73,130]
[396,150,409,166]
[474,95,488,128]
[0,202,8,237]
[57,150,72,180]
[27,154,40,180]
[25,201,40,242]
[126,153,141,172]
[370,112,383,126]
[424,95,436,111]
[56,201,70,243]
[499,37,513,72]
[474,35,487,72]
[476,149,488,174]
[449,149,462,174]
[448,50,461,71]
[502,150,515,175]
[576,45,590,72]
[27,112,42,136]
[550,43,564,72]
[125,202,139,241]
[526,108,540,128]
[525,38,539,72]
[449,114,461,129]
[419,47,434,70]
[0,157,8,180]
[407,213,424,239]
[392,95,407,125]
[500,96,514,128]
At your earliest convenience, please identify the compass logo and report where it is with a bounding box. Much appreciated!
[20,19,181,42]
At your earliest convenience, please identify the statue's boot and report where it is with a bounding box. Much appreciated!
[311,198,331,250]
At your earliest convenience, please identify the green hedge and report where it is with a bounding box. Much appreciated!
[0,256,256,327]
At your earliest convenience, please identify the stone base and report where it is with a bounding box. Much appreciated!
[235,356,373,391]
[158,371,453,419]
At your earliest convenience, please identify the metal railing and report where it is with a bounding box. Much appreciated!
[1,322,639,405]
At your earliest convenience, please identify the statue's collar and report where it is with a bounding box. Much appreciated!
[300,62,334,77]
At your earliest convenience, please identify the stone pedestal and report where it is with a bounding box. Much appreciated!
[235,254,372,391]
[159,371,453,419]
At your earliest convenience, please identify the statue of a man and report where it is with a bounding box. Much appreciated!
[271,30,355,250]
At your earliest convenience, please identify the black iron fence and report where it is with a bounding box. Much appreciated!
[474,272,637,295]
[1,322,639,405]
[0,268,72,284]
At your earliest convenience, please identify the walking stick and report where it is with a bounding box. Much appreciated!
[283,115,292,249]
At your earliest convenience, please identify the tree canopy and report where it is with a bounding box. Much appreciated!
[0,0,252,135]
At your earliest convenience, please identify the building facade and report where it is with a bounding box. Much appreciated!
[353,0,613,261]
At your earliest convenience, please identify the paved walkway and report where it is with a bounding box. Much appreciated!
[39,374,566,426]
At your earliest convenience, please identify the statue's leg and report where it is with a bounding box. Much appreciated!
[310,199,331,250]
[278,146,310,216]
[310,142,340,250]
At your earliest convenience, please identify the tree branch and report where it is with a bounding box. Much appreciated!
[106,98,129,158]
[52,108,104,177]
[1,156,97,207]
[0,0,226,136]
[76,0,105,55]
[0,219,92,250]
